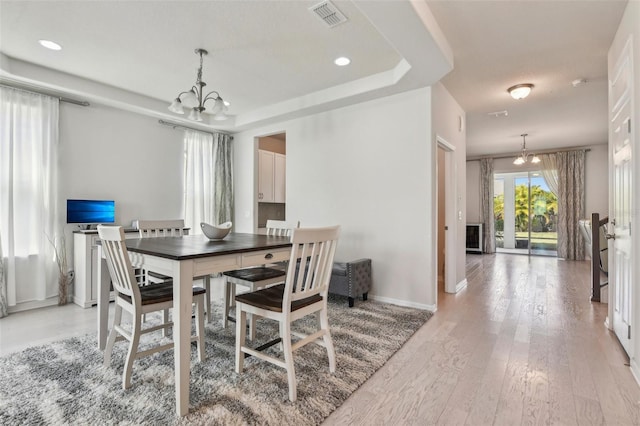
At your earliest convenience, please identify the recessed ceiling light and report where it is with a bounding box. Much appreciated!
[334,57,351,66]
[38,39,62,51]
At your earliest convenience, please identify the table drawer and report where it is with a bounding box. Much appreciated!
[194,254,241,276]
[241,248,290,267]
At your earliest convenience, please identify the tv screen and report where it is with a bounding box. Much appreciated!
[67,199,115,224]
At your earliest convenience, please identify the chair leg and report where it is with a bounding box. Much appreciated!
[123,311,142,389]
[195,295,206,362]
[348,297,354,308]
[235,307,247,373]
[204,276,212,324]
[104,304,122,367]
[319,308,336,373]
[223,281,231,329]
[162,309,170,337]
[281,319,297,402]
[362,292,368,301]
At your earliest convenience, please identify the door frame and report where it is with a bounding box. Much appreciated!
[436,136,457,294]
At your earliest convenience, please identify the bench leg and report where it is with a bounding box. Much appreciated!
[348,297,354,308]
[363,292,368,301]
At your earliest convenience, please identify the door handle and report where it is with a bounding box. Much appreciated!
[606,233,616,240]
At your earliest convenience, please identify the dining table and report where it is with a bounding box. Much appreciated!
[96,232,292,416]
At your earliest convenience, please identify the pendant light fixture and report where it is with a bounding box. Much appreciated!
[513,133,540,165]
[168,48,228,122]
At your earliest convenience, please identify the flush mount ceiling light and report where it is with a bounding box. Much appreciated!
[513,133,540,165]
[334,56,351,66]
[38,39,62,51]
[508,83,534,100]
[168,48,228,122]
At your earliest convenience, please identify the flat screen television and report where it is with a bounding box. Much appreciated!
[67,199,115,225]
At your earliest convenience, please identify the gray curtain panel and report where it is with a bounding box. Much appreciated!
[557,150,586,260]
[480,158,496,254]
[213,133,234,226]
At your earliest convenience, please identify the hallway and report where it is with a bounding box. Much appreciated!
[327,253,640,425]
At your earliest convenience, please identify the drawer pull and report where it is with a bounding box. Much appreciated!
[265,253,274,260]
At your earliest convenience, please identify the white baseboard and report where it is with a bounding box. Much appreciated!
[8,297,59,314]
[630,358,640,388]
[369,295,436,312]
[456,278,468,293]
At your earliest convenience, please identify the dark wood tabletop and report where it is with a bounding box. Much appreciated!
[123,233,292,260]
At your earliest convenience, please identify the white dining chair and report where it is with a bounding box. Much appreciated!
[137,219,215,324]
[98,225,206,389]
[235,225,340,402]
[222,219,299,339]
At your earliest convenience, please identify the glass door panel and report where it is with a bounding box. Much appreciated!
[494,171,557,257]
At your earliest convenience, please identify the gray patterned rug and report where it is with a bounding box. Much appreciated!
[0,295,431,425]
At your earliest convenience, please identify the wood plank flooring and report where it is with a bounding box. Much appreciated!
[325,254,640,425]
[1,255,639,425]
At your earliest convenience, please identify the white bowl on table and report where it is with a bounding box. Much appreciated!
[200,222,232,240]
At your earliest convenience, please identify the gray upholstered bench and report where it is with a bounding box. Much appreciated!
[329,258,371,307]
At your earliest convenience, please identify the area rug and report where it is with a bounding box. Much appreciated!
[0,295,432,425]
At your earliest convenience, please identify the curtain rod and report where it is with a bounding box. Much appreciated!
[467,145,593,162]
[0,83,90,107]
[158,119,233,139]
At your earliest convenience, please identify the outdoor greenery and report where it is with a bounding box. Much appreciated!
[494,184,557,233]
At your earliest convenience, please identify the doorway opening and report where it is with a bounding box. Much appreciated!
[257,133,286,232]
[494,171,557,256]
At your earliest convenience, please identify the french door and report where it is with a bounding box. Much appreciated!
[494,172,557,256]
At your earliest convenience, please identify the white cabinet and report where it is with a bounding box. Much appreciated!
[258,149,286,203]
[73,229,139,308]
[274,153,286,203]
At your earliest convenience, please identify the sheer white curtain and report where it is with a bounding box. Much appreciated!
[183,130,233,235]
[0,86,60,314]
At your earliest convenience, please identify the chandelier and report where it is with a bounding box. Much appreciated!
[513,133,540,165]
[168,48,228,122]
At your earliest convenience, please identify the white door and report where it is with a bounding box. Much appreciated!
[609,38,634,355]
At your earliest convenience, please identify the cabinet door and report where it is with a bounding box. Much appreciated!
[274,153,286,203]
[258,150,275,202]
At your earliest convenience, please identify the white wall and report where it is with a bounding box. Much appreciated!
[234,88,436,309]
[466,144,609,228]
[431,82,467,288]
[58,102,184,271]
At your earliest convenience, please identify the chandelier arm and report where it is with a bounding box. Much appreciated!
[202,91,221,105]
[176,89,194,99]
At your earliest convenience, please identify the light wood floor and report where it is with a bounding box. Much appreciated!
[326,254,640,425]
[1,255,639,425]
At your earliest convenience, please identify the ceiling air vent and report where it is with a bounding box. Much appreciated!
[309,1,348,28]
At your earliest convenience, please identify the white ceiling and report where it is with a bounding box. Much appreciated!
[0,1,628,157]
[427,0,628,157]
[0,0,451,131]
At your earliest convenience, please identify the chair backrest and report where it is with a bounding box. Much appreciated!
[98,225,141,303]
[138,219,185,238]
[284,226,340,307]
[266,220,300,237]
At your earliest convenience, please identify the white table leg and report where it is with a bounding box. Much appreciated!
[96,246,110,350]
[174,259,194,416]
